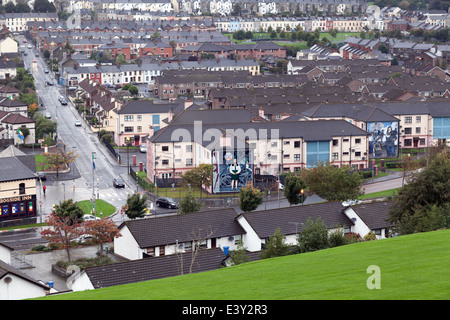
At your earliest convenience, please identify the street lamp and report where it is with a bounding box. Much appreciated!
[300,188,304,205]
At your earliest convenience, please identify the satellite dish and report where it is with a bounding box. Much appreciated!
[4,276,12,284]
[366,5,381,20]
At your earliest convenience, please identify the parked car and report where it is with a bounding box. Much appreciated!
[44,112,51,119]
[74,120,82,126]
[60,98,68,105]
[140,145,147,153]
[156,197,178,209]
[36,172,47,181]
[83,215,100,221]
[27,44,32,49]
[113,177,125,188]
[44,67,49,73]
[45,79,54,86]
[73,234,93,244]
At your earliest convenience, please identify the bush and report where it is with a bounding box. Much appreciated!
[297,217,329,253]
[31,245,47,251]
[328,228,350,248]
[364,231,377,241]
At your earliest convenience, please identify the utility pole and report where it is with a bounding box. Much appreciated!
[92,151,96,216]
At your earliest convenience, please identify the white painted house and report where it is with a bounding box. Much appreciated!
[114,208,245,260]
[0,260,50,300]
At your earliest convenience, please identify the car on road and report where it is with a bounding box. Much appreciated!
[156,197,178,209]
[35,53,39,57]
[60,98,68,105]
[45,79,54,86]
[74,120,82,126]
[113,177,125,188]
[36,172,47,181]
[44,67,49,73]
[44,112,51,119]
[140,145,147,153]
[27,44,32,49]
[83,215,100,221]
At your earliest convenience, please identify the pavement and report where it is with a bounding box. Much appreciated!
[19,245,125,293]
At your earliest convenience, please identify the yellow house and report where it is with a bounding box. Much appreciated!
[0,152,37,227]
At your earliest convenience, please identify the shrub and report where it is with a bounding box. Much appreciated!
[364,231,377,241]
[328,228,350,248]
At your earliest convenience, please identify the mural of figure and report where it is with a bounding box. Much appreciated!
[229,158,241,191]
[385,126,397,158]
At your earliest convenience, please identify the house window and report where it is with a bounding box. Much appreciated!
[294,141,301,148]
[294,154,300,161]
[162,159,169,165]
[404,128,412,134]
[355,151,361,157]
[137,115,142,121]
[124,126,133,132]
[162,146,169,152]
[405,116,412,123]
[19,183,25,195]
[355,138,361,144]
[404,139,412,146]
[332,152,339,160]
[332,139,339,146]
[124,115,133,121]
[415,127,421,134]
[137,126,142,133]
[186,158,193,166]
[186,145,192,152]
[416,116,421,123]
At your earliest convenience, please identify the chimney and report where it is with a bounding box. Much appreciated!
[168,109,173,122]
[259,107,264,118]
[148,125,154,137]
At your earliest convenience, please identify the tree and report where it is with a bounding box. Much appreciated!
[33,0,56,12]
[301,161,363,202]
[84,219,122,257]
[230,239,249,265]
[178,191,202,214]
[41,208,85,262]
[388,148,450,235]
[52,199,84,225]
[180,164,213,199]
[124,192,148,219]
[296,217,329,253]
[44,146,78,177]
[239,183,263,212]
[283,173,307,206]
[260,228,291,259]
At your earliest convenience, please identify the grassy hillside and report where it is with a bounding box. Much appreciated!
[40,229,450,300]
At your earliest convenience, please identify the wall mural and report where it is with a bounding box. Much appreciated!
[212,149,253,193]
[368,121,399,159]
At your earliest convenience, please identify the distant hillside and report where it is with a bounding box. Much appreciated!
[39,229,450,300]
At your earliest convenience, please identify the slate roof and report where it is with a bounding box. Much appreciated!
[121,208,244,249]
[84,247,227,289]
[348,201,393,230]
[302,103,399,123]
[0,156,36,182]
[116,99,184,115]
[239,201,353,239]
[151,119,370,146]
[0,260,49,290]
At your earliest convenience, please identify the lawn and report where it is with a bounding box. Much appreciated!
[35,154,51,171]
[37,229,450,300]
[76,199,117,217]
[358,187,402,200]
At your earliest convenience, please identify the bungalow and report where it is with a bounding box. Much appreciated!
[0,260,50,300]
[70,248,229,292]
[114,208,245,260]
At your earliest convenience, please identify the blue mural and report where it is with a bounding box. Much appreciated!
[368,121,398,158]
[212,149,253,193]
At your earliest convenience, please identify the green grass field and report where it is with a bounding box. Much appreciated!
[76,199,116,217]
[37,229,450,300]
